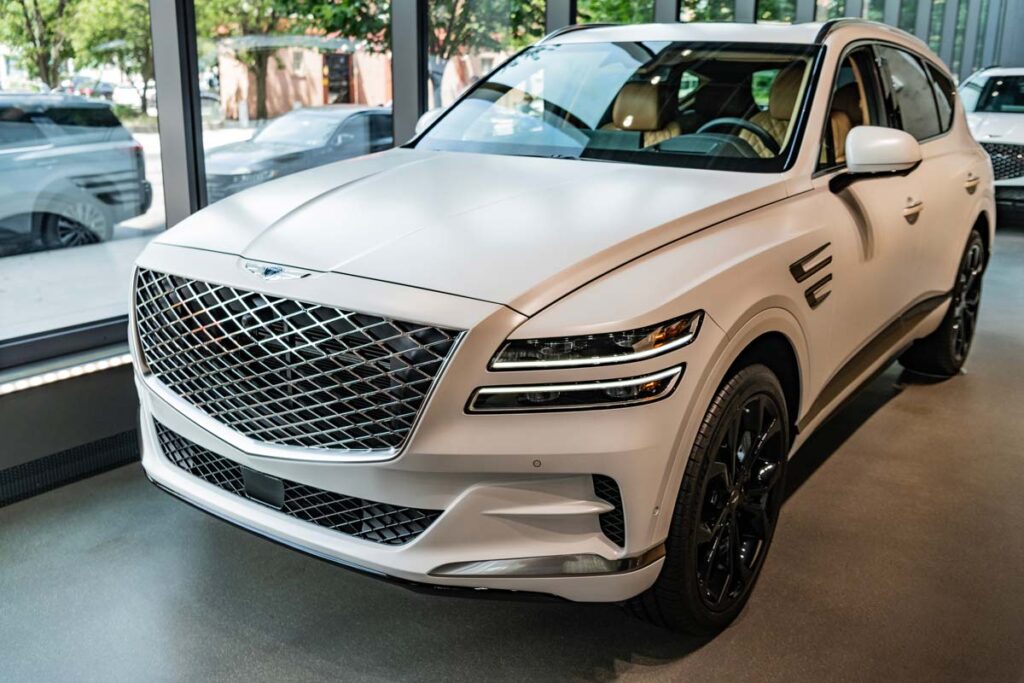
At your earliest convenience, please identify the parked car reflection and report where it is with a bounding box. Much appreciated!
[204,105,392,203]
[0,94,152,256]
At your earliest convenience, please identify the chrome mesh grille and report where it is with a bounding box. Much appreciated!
[134,268,462,452]
[155,421,442,545]
[981,143,1024,181]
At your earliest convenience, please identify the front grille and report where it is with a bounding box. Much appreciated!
[981,142,1024,181]
[593,475,625,546]
[134,268,462,452]
[155,421,442,545]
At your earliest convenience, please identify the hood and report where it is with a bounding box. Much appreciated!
[158,149,787,315]
[205,140,312,175]
[967,112,1024,144]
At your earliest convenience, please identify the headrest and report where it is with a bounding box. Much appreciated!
[832,83,863,126]
[612,82,669,132]
[768,62,806,120]
[694,84,757,119]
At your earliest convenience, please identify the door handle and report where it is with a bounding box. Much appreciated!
[964,173,980,194]
[903,198,924,224]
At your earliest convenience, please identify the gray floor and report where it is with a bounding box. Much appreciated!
[3,232,1024,683]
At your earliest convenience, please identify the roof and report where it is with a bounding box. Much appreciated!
[281,104,389,119]
[975,66,1024,77]
[0,93,110,109]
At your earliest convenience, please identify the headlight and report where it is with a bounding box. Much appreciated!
[231,169,277,184]
[467,366,683,413]
[490,311,703,370]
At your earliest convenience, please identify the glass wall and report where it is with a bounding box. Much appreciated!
[757,0,797,23]
[427,1,544,109]
[194,0,394,207]
[897,0,919,32]
[681,0,736,22]
[577,0,654,23]
[0,0,165,341]
[815,0,845,21]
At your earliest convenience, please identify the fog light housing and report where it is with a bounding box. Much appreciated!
[467,366,683,413]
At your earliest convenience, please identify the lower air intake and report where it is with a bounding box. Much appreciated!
[155,421,442,545]
[593,475,625,546]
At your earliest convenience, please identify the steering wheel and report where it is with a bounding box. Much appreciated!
[696,117,780,156]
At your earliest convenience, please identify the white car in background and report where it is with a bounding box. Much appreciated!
[961,67,1024,223]
[132,20,993,635]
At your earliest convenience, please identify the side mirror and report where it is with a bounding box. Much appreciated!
[832,126,921,192]
[414,108,443,136]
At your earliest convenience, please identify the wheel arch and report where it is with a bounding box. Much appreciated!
[724,332,802,437]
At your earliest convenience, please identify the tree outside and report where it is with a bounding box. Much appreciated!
[71,0,154,112]
[0,0,80,88]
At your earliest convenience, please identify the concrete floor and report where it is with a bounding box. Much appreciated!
[2,232,1024,682]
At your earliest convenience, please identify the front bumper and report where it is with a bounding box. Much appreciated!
[133,243,723,602]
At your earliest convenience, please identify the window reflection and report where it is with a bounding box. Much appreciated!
[195,1,394,205]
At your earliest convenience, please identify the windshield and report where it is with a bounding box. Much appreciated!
[415,41,819,172]
[962,75,1024,114]
[254,111,340,146]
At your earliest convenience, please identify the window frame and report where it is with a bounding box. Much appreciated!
[812,39,956,178]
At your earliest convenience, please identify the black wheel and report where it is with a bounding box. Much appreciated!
[629,364,789,635]
[900,229,985,377]
[38,209,109,249]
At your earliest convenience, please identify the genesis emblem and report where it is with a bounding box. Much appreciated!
[243,262,309,281]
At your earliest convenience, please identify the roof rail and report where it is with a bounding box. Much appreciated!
[814,17,922,45]
[540,23,618,43]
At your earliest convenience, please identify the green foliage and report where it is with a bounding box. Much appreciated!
[0,0,80,87]
[70,0,154,110]
[577,0,655,24]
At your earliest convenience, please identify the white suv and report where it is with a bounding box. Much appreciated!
[960,66,1024,224]
[130,20,994,634]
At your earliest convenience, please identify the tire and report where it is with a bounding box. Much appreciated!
[629,364,790,635]
[899,229,985,377]
[38,208,111,250]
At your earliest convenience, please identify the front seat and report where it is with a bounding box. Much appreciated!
[604,81,681,148]
[738,63,806,158]
[828,83,862,164]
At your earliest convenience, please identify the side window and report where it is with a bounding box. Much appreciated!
[817,47,882,171]
[875,46,941,141]
[678,71,701,102]
[369,113,393,151]
[337,114,370,153]
[959,76,986,112]
[926,63,955,133]
[0,107,45,148]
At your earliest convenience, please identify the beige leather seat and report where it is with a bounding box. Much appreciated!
[828,84,863,164]
[604,81,681,148]
[739,63,806,158]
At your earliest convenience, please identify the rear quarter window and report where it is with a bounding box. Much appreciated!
[926,63,955,133]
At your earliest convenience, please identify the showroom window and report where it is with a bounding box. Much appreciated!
[897,0,918,32]
[426,0,544,110]
[0,0,165,344]
[681,0,736,22]
[193,0,394,207]
[576,0,655,24]
[815,0,845,21]
[756,0,796,24]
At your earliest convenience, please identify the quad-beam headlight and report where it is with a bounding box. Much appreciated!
[467,366,683,413]
[491,311,703,370]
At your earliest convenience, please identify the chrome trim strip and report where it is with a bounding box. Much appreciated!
[467,366,683,413]
[429,544,666,578]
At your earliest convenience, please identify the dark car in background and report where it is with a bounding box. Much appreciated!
[0,95,152,255]
[204,105,392,203]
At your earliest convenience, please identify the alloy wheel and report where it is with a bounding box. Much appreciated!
[695,392,786,612]
[951,242,984,363]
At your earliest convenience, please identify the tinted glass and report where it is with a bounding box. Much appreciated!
[927,63,955,131]
[416,42,819,172]
[876,46,941,141]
